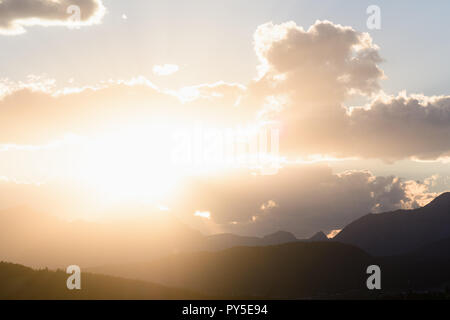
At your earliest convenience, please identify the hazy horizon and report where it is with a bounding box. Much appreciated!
[0,0,450,271]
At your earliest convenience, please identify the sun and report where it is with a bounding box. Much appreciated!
[69,125,181,205]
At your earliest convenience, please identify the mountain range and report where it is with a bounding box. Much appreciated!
[92,237,450,299]
[1,192,450,298]
[334,192,450,256]
[0,206,316,268]
[89,192,450,298]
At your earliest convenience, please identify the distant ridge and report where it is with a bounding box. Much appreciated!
[334,192,450,256]
[204,230,298,250]
[0,261,204,299]
[308,231,329,242]
[0,205,303,268]
[92,241,374,299]
[263,230,298,243]
[423,192,450,210]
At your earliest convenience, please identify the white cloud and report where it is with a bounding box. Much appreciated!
[248,20,450,161]
[0,78,249,144]
[346,93,450,160]
[194,210,211,219]
[153,64,179,76]
[1,20,450,162]
[253,20,383,103]
[0,0,106,35]
[260,200,278,211]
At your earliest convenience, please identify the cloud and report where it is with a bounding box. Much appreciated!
[153,64,179,76]
[276,91,450,161]
[0,18,448,241]
[0,0,106,35]
[194,210,211,219]
[169,165,438,237]
[347,93,450,160]
[260,200,278,211]
[0,161,438,238]
[253,20,383,104]
[0,79,248,144]
[326,229,341,239]
[0,20,449,162]
[247,20,450,161]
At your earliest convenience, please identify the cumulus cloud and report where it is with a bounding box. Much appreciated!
[275,91,450,161]
[0,0,106,35]
[347,93,450,160]
[248,20,450,161]
[253,20,383,105]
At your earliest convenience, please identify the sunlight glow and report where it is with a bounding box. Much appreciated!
[71,126,180,204]
[194,210,211,219]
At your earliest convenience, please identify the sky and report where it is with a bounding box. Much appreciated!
[3,0,450,94]
[0,0,449,238]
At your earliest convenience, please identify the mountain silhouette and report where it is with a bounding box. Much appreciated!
[91,192,450,298]
[4,191,450,299]
[0,261,204,299]
[4,237,450,299]
[0,206,204,268]
[93,241,375,298]
[3,192,450,299]
[0,205,300,268]
[408,235,450,260]
[93,237,450,299]
[308,231,329,242]
[203,230,298,250]
[334,192,450,256]
[263,230,298,243]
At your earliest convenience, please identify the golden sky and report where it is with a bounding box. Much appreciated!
[0,0,449,239]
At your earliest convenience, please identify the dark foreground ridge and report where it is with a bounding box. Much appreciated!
[0,261,204,300]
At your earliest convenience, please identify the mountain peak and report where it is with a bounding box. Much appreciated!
[309,231,329,242]
[334,192,450,256]
[262,231,297,245]
[424,192,450,210]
